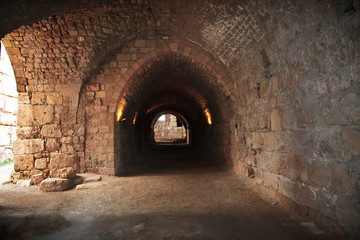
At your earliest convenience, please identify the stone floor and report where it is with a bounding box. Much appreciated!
[0,147,341,239]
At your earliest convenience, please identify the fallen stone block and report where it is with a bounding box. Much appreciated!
[31,174,44,185]
[78,173,101,183]
[16,179,32,187]
[40,178,73,192]
[76,181,105,190]
[58,167,77,179]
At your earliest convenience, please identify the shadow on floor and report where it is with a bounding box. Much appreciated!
[0,212,340,240]
[123,145,226,177]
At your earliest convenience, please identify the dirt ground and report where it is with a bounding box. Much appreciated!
[0,147,341,239]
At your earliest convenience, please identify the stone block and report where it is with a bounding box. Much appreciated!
[58,167,77,179]
[263,171,279,191]
[31,174,44,185]
[307,159,328,188]
[31,92,46,104]
[60,111,76,124]
[95,91,106,98]
[13,139,44,155]
[41,124,62,138]
[268,96,277,108]
[271,75,279,92]
[18,93,30,104]
[14,154,34,171]
[16,126,40,139]
[35,158,47,170]
[17,104,33,126]
[135,39,146,48]
[277,176,298,200]
[40,178,73,192]
[329,162,354,195]
[260,80,270,98]
[342,128,360,158]
[50,153,79,177]
[76,181,105,190]
[271,109,282,131]
[78,173,101,183]
[33,105,54,125]
[252,133,263,149]
[45,138,61,152]
[47,92,62,105]
[16,179,32,187]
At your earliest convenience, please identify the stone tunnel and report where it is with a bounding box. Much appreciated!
[0,0,359,238]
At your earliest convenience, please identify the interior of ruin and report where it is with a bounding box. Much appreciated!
[0,0,359,239]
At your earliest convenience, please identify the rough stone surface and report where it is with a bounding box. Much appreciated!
[1,0,359,236]
[58,167,77,179]
[16,179,32,187]
[75,181,105,190]
[39,178,72,192]
[49,153,79,177]
[31,174,44,185]
[79,174,101,183]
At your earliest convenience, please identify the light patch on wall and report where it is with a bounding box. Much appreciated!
[116,105,124,122]
[133,112,138,125]
[204,108,212,125]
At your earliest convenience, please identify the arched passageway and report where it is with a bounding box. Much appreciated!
[82,46,235,176]
[0,1,359,238]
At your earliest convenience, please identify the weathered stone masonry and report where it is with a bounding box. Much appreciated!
[0,0,359,237]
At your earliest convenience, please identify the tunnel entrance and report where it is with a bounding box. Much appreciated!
[112,50,233,176]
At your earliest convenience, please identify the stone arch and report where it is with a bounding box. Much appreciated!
[106,40,236,175]
[109,41,235,115]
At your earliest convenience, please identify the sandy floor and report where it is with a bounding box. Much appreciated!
[0,147,340,239]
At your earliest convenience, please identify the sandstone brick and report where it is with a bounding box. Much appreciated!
[271,109,282,131]
[31,92,46,104]
[18,92,30,103]
[329,162,354,195]
[95,91,106,98]
[58,167,77,178]
[14,154,34,171]
[260,80,270,98]
[33,105,54,125]
[45,138,61,152]
[263,172,279,191]
[268,96,276,108]
[31,174,44,185]
[40,178,73,192]
[86,84,100,91]
[17,104,33,126]
[16,179,32,187]
[285,68,293,89]
[35,158,47,169]
[307,159,328,188]
[135,39,146,48]
[16,126,40,139]
[277,176,298,200]
[47,92,62,105]
[50,153,79,177]
[41,124,62,138]
[271,75,279,92]
[13,139,44,154]
[342,128,360,158]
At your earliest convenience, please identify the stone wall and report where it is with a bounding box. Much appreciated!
[0,0,359,237]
